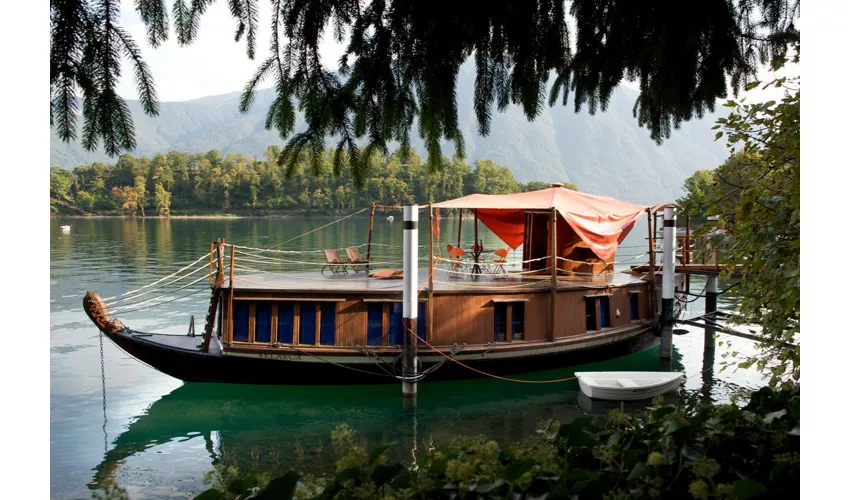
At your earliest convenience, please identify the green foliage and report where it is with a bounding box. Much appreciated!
[192,385,799,499]
[51,1,799,185]
[676,170,717,226]
[49,147,578,216]
[50,166,75,197]
[699,74,800,388]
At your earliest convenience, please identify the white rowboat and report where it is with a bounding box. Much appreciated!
[575,371,684,401]
[60,225,71,232]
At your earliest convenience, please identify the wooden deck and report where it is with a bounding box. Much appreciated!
[224,267,647,294]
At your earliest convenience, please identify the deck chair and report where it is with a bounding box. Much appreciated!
[321,249,348,274]
[447,246,467,277]
[345,247,370,272]
[489,248,509,276]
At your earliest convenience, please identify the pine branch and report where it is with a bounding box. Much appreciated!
[115,26,160,116]
[135,0,169,47]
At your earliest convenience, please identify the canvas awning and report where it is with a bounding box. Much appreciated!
[433,185,671,261]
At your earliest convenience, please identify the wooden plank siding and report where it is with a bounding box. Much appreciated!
[218,283,651,348]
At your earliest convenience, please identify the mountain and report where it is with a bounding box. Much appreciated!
[50,66,729,204]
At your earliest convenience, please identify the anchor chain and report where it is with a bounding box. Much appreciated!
[99,330,108,454]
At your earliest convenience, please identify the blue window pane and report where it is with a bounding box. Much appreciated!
[600,297,610,329]
[511,303,524,340]
[256,303,272,343]
[320,303,336,345]
[630,293,639,320]
[300,303,316,345]
[367,303,383,345]
[494,303,506,342]
[278,302,294,343]
[388,303,403,345]
[417,302,426,344]
[234,302,249,342]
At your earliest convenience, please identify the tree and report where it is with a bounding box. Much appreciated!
[51,1,799,185]
[50,166,75,197]
[75,190,95,212]
[153,183,171,216]
[112,186,142,215]
[703,74,800,388]
[676,169,719,226]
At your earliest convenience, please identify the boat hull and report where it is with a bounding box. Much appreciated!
[105,328,660,385]
[575,372,684,401]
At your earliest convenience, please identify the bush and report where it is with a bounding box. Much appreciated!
[193,385,799,499]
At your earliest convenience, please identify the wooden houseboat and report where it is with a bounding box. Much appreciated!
[83,184,677,385]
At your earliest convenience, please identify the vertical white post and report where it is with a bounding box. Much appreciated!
[402,205,419,398]
[660,205,676,359]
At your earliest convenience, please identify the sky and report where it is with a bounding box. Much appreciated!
[118,2,796,104]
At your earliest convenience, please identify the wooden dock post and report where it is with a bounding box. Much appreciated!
[402,205,419,399]
[705,276,718,352]
[660,205,676,359]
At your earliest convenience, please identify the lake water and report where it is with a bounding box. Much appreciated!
[50,216,765,499]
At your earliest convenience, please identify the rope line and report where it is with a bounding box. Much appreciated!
[104,261,213,305]
[110,271,218,313]
[268,207,371,249]
[101,252,212,302]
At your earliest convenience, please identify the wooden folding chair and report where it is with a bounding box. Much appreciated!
[345,247,370,272]
[322,249,348,274]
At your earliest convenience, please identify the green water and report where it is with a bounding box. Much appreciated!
[50,216,764,499]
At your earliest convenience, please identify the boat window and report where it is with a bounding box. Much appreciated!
[417,302,426,344]
[367,303,383,345]
[629,292,639,321]
[388,303,403,345]
[300,303,316,345]
[585,298,597,331]
[494,303,507,342]
[234,302,250,342]
[278,302,294,344]
[319,303,336,346]
[512,303,525,340]
[255,303,272,343]
[600,296,611,329]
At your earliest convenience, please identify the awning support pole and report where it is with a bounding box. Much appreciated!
[428,205,434,343]
[366,204,375,271]
[550,207,558,341]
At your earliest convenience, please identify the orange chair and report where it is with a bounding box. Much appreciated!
[345,247,370,272]
[448,246,467,277]
[489,248,509,276]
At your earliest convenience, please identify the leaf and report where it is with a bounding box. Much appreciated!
[626,462,648,481]
[763,409,787,424]
[733,479,768,499]
[333,466,361,484]
[745,81,761,91]
[368,444,393,464]
[193,489,227,500]
[715,131,723,140]
[504,459,536,482]
[255,472,300,500]
[372,463,405,485]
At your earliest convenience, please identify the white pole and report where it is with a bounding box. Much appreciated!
[660,205,676,359]
[402,205,419,398]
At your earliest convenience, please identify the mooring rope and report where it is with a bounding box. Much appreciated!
[267,206,372,249]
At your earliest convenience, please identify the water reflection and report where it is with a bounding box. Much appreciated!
[89,346,686,494]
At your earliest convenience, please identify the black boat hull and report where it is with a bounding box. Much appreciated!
[106,328,661,385]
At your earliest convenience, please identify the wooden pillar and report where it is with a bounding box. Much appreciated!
[685,214,691,294]
[226,243,235,346]
[473,209,480,274]
[366,204,375,270]
[456,209,463,248]
[550,207,557,341]
[647,210,657,318]
[428,205,434,342]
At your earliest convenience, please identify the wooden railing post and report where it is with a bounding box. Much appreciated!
[550,207,558,341]
[366,204,375,270]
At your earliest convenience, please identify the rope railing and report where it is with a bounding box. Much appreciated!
[101,252,212,302]
[103,260,215,306]
[109,269,219,313]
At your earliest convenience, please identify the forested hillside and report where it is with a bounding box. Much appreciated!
[49,148,577,216]
[51,65,728,205]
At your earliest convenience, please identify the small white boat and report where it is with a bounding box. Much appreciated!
[386,215,394,222]
[575,371,684,401]
[60,225,71,232]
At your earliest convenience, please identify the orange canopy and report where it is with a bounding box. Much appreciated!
[433,185,671,261]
